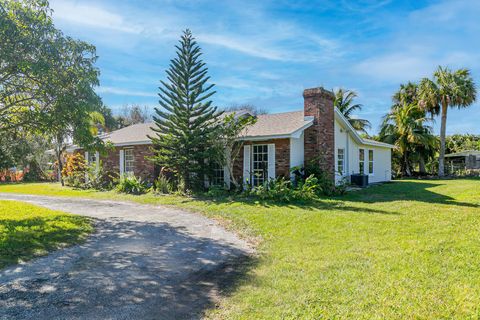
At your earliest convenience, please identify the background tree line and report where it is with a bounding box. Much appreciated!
[378,67,476,177]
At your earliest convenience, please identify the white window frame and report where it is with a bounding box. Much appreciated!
[337,148,345,175]
[124,148,135,174]
[251,144,269,186]
[359,148,365,174]
[211,162,225,187]
[368,149,374,175]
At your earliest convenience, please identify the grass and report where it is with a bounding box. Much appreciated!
[1,179,480,318]
[0,200,92,269]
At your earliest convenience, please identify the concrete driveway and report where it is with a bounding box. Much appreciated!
[0,193,253,320]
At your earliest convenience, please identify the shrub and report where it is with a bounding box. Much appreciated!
[206,185,229,198]
[84,162,117,191]
[116,175,148,195]
[62,153,87,188]
[22,164,44,182]
[154,175,174,194]
[246,176,317,202]
[304,156,349,196]
[293,174,320,199]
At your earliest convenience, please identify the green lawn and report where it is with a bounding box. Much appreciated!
[0,200,92,269]
[1,179,480,319]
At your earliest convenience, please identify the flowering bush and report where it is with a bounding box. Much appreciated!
[62,153,87,188]
[0,169,24,182]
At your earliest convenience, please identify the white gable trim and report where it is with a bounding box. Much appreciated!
[334,108,394,149]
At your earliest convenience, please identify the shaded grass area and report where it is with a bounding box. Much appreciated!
[0,200,92,269]
[1,179,480,318]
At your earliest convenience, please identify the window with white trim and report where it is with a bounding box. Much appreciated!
[368,150,374,175]
[337,148,345,175]
[212,162,224,186]
[88,152,96,165]
[359,149,365,174]
[252,144,268,186]
[124,149,135,174]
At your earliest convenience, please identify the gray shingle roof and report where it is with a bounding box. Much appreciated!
[242,111,313,138]
[101,110,313,145]
[102,122,155,145]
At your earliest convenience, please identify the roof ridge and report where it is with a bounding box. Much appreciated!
[258,110,303,116]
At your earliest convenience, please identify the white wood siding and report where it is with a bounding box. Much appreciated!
[289,132,304,179]
[334,118,392,183]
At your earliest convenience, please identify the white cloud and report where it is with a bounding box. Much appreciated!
[354,53,434,83]
[50,0,142,33]
[96,86,157,97]
[49,1,341,63]
[198,34,285,61]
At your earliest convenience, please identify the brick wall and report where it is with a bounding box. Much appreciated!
[303,87,335,178]
[232,139,290,183]
[100,144,155,181]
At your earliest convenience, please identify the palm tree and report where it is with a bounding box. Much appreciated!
[418,66,477,176]
[380,103,436,176]
[334,88,371,134]
[393,82,419,107]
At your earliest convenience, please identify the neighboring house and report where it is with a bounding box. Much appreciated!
[78,87,394,185]
[445,150,480,173]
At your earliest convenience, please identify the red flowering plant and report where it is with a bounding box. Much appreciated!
[61,153,87,187]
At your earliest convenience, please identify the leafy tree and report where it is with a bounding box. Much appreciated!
[211,113,257,189]
[149,29,223,191]
[380,103,437,176]
[0,0,59,130]
[418,66,477,176]
[446,134,480,154]
[0,129,51,178]
[98,104,118,132]
[393,82,419,107]
[37,34,103,185]
[333,88,371,134]
[1,0,105,184]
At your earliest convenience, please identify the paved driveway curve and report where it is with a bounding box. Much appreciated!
[0,193,253,320]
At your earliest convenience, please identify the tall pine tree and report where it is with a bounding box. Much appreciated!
[149,30,222,191]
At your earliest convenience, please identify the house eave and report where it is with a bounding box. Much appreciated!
[109,140,153,147]
[238,134,294,141]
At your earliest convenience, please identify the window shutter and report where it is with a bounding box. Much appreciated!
[95,151,100,171]
[119,149,125,176]
[268,143,275,180]
[243,145,251,186]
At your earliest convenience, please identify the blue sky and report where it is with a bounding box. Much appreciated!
[49,0,480,135]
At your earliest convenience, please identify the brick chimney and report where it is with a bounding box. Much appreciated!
[303,87,335,179]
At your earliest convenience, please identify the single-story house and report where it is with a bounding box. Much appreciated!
[445,150,480,173]
[79,87,394,186]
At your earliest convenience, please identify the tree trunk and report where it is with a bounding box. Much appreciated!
[56,149,64,186]
[419,157,426,175]
[404,152,411,176]
[438,101,448,177]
